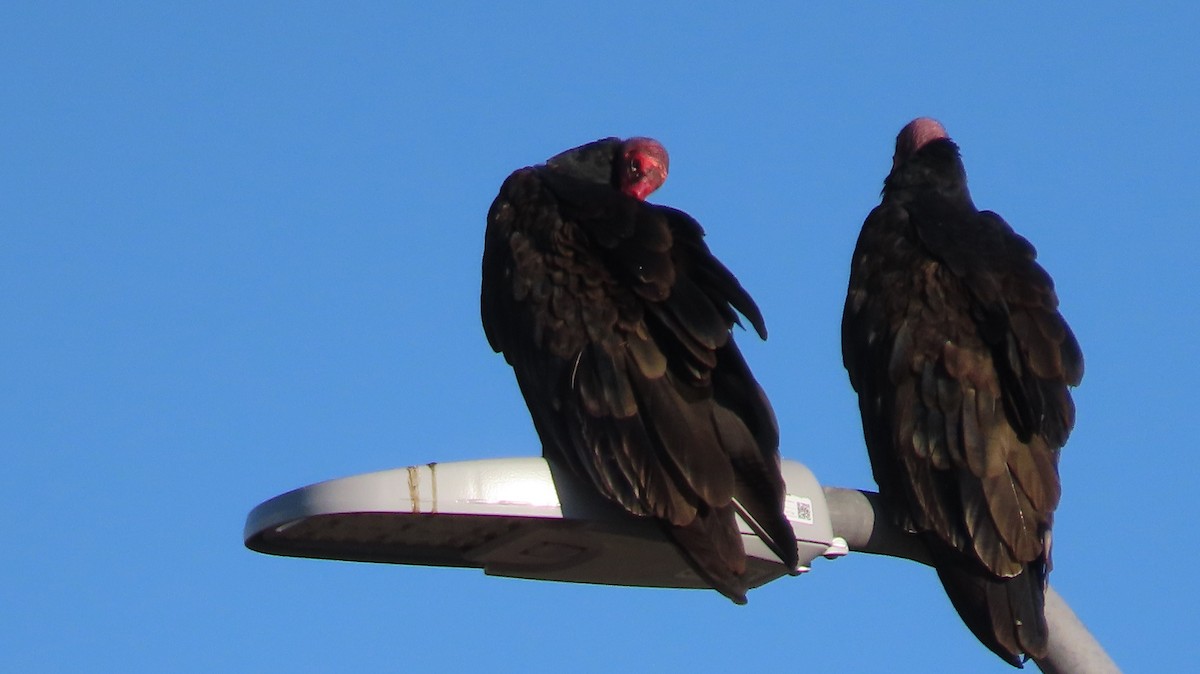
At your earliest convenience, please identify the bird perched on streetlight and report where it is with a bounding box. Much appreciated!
[842,118,1083,665]
[482,137,799,603]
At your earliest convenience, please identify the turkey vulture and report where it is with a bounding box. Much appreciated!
[841,118,1083,666]
[482,137,799,603]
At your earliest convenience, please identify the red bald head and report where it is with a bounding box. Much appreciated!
[894,117,949,167]
[618,137,669,201]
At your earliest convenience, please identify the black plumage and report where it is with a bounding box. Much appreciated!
[841,119,1083,666]
[482,137,799,603]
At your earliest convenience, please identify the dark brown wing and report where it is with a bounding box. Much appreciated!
[842,202,1082,664]
[482,166,796,602]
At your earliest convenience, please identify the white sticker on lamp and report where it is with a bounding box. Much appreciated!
[785,495,814,525]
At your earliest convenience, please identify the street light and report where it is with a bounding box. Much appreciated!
[245,457,1116,673]
[245,457,844,591]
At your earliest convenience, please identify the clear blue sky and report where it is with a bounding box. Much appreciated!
[4,3,1195,671]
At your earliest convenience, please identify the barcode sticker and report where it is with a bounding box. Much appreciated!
[785,495,814,525]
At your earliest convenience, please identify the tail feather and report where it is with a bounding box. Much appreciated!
[665,504,749,604]
[931,541,1049,668]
